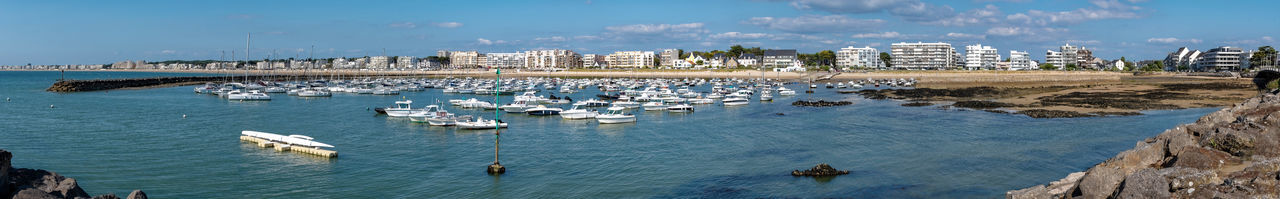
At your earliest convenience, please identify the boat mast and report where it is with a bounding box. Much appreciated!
[245,33,251,84]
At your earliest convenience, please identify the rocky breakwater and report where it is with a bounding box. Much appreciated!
[2,149,146,199]
[1006,92,1280,198]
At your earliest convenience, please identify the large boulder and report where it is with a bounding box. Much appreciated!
[8,168,91,199]
[126,190,147,199]
[1169,147,1237,170]
[1005,185,1049,199]
[1116,168,1170,199]
[1074,166,1124,198]
[2,149,11,197]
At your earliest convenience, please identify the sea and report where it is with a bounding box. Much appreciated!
[0,71,1218,198]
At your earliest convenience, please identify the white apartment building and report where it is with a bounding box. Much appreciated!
[660,49,680,66]
[890,42,959,70]
[485,53,526,69]
[1195,46,1244,72]
[1009,50,1033,70]
[370,56,391,69]
[582,54,604,68]
[836,46,883,69]
[1045,43,1094,69]
[763,49,798,68]
[448,51,482,68]
[964,44,1000,70]
[395,56,416,69]
[525,49,581,69]
[605,51,656,68]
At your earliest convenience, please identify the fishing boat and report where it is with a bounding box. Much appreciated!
[241,130,334,148]
[722,97,749,106]
[596,106,636,124]
[525,105,563,116]
[383,100,425,117]
[667,103,694,113]
[560,105,599,119]
[457,117,508,129]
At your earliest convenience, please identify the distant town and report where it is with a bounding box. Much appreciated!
[5,43,1278,73]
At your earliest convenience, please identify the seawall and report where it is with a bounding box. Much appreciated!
[1006,92,1280,198]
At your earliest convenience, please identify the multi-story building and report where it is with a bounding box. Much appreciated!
[1163,47,1201,71]
[836,46,883,69]
[369,56,391,69]
[736,54,760,67]
[660,49,680,67]
[484,53,526,69]
[582,54,604,68]
[605,51,656,68]
[1045,43,1095,69]
[447,51,483,68]
[763,49,798,68]
[1009,50,1033,70]
[890,42,959,70]
[964,44,1000,70]
[1195,46,1244,72]
[395,56,416,69]
[525,49,580,69]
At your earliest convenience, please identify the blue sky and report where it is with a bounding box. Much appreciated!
[2,0,1277,65]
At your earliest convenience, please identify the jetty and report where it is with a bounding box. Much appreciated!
[45,74,430,92]
[239,134,337,158]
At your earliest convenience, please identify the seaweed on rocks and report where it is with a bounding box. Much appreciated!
[792,100,853,107]
[791,164,850,177]
[900,102,933,107]
[1015,109,1095,118]
[951,101,1018,109]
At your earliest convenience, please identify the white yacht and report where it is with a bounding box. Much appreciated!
[499,99,535,113]
[383,100,424,117]
[722,97,749,106]
[612,100,641,109]
[297,88,332,97]
[372,87,399,95]
[667,104,694,113]
[525,105,563,116]
[596,107,636,124]
[457,117,508,129]
[560,105,599,119]
[227,90,271,101]
[777,87,797,96]
[641,101,668,111]
[688,98,715,104]
[573,98,610,107]
[760,90,773,101]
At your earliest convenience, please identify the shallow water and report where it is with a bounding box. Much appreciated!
[0,71,1217,198]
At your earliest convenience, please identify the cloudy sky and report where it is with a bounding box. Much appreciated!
[2,0,1276,65]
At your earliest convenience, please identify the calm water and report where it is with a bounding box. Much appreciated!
[0,71,1217,198]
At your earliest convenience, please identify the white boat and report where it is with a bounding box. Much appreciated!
[499,100,535,113]
[526,105,563,116]
[372,87,399,95]
[612,100,641,109]
[227,90,272,101]
[264,87,288,93]
[560,105,599,119]
[559,87,577,93]
[707,93,724,99]
[241,130,333,148]
[778,87,797,96]
[641,101,668,111]
[760,90,773,101]
[297,88,332,97]
[667,104,694,113]
[457,117,508,129]
[573,99,610,107]
[442,87,458,93]
[384,100,425,117]
[193,83,217,94]
[596,106,636,124]
[688,98,715,104]
[722,97,749,106]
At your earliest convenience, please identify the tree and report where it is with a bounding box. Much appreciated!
[1039,63,1058,70]
[728,45,746,58]
[677,49,687,59]
[816,50,836,66]
[1250,46,1277,69]
[879,52,892,68]
[1065,63,1078,71]
[748,47,764,56]
[1177,64,1190,72]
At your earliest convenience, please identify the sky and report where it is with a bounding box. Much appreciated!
[2,0,1278,65]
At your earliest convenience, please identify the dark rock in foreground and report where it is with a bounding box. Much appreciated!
[1007,93,1280,198]
[791,100,852,107]
[791,164,849,177]
[3,149,144,199]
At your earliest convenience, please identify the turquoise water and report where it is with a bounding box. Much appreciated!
[0,71,1218,198]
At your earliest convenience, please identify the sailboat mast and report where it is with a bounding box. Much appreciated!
[245,33,251,83]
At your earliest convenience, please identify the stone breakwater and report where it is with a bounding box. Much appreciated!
[47,75,325,92]
[2,149,146,199]
[1007,93,1280,198]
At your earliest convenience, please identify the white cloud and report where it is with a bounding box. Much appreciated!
[783,0,956,22]
[389,22,417,29]
[1146,37,1201,44]
[944,32,985,40]
[709,32,772,40]
[604,23,705,34]
[1224,36,1275,46]
[924,4,1002,26]
[161,50,176,54]
[601,23,708,42]
[574,35,603,41]
[477,38,493,45]
[850,32,903,39]
[745,15,883,33]
[535,36,567,42]
[433,22,463,28]
[986,27,1031,36]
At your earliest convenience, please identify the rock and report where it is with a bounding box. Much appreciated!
[790,100,853,107]
[790,163,849,177]
[126,190,147,199]
[1046,172,1085,197]
[9,168,91,199]
[1015,109,1094,118]
[1169,147,1236,170]
[93,194,122,199]
[13,188,61,199]
[2,149,11,197]
[1158,167,1219,192]
[1116,168,1170,199]
[1075,166,1124,199]
[1005,185,1049,199]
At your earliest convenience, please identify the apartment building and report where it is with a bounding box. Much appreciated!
[762,49,798,68]
[1009,50,1033,70]
[605,51,656,68]
[525,49,581,69]
[485,53,526,69]
[836,46,883,69]
[964,44,1000,70]
[1195,46,1244,72]
[890,42,959,70]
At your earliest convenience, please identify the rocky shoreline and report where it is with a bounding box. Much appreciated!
[2,149,145,199]
[1007,92,1280,198]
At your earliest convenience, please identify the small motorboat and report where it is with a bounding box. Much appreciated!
[526,105,563,116]
[722,97,749,106]
[596,107,636,124]
[641,101,668,111]
[457,117,508,130]
[560,105,599,119]
[667,104,694,113]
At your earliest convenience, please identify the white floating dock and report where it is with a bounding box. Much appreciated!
[240,135,338,158]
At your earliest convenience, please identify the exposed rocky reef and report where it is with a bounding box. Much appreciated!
[791,100,853,107]
[2,149,146,199]
[1007,92,1280,198]
[791,164,850,177]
